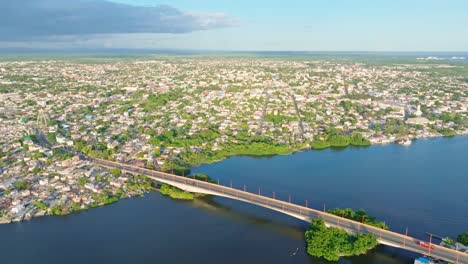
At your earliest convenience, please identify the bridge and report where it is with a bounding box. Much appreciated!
[91,158,468,264]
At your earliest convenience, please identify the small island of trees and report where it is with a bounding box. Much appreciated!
[305,219,378,261]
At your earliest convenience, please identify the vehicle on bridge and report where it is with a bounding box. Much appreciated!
[419,241,435,250]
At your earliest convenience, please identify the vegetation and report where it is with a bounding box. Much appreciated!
[94,193,120,205]
[124,175,154,192]
[327,208,388,230]
[110,168,122,178]
[312,129,370,149]
[76,141,116,160]
[439,112,464,124]
[305,219,379,261]
[142,90,182,112]
[32,200,48,211]
[311,140,331,149]
[31,167,43,174]
[442,237,456,246]
[77,177,88,187]
[52,148,73,160]
[149,127,220,148]
[192,173,216,184]
[159,184,195,200]
[436,127,457,137]
[12,180,28,190]
[264,114,298,125]
[70,203,88,212]
[178,142,303,166]
[46,132,57,144]
[50,204,63,215]
[457,232,468,246]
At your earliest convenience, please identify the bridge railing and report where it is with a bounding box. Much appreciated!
[91,158,467,263]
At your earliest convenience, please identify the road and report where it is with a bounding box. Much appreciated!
[289,91,304,141]
[92,158,468,264]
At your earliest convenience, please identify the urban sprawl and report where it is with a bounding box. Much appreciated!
[0,56,467,223]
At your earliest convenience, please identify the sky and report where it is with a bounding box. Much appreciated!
[1,0,468,51]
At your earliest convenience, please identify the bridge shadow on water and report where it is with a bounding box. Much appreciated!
[188,195,308,240]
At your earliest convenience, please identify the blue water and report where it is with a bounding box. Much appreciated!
[193,136,468,240]
[1,136,467,264]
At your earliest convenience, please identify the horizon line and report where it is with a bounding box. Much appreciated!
[0,48,468,54]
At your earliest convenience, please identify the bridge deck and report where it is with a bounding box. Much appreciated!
[92,158,467,264]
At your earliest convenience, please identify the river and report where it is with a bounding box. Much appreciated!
[1,136,467,264]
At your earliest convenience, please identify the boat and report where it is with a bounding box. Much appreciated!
[397,138,412,146]
[414,256,446,264]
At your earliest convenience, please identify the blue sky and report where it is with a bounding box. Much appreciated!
[1,0,467,51]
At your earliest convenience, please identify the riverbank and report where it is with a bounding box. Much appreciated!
[0,178,210,225]
[3,134,466,227]
[3,135,468,264]
[174,132,467,169]
[0,173,156,225]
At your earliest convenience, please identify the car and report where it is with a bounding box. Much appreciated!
[418,241,435,250]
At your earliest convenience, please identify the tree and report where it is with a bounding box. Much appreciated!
[349,133,371,146]
[13,180,28,190]
[33,200,48,210]
[50,205,63,215]
[32,167,42,174]
[111,168,122,178]
[78,177,88,187]
[46,133,57,144]
[153,148,161,157]
[305,218,378,261]
[457,232,468,246]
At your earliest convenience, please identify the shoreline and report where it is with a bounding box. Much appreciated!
[0,183,202,225]
[2,133,466,225]
[184,132,468,168]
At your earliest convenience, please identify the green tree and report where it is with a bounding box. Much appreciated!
[77,177,88,187]
[46,133,57,144]
[349,133,371,146]
[305,219,378,261]
[111,168,122,178]
[13,180,28,190]
[33,200,48,210]
[32,167,43,174]
[153,149,161,157]
[50,205,63,215]
[457,232,468,246]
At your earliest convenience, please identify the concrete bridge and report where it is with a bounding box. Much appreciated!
[92,158,468,264]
